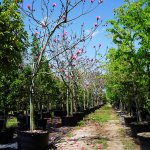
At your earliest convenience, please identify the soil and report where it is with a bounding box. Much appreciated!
[52,108,140,150]
[0,106,140,150]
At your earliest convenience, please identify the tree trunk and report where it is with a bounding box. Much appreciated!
[83,90,86,110]
[66,88,69,117]
[29,85,35,131]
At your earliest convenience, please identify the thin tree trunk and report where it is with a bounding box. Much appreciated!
[66,88,69,116]
[83,90,86,110]
[30,84,34,131]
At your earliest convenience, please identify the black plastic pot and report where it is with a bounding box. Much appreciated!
[130,122,150,137]
[0,111,4,118]
[73,112,84,122]
[37,119,48,130]
[138,132,150,150]
[0,127,15,144]
[17,115,30,130]
[54,110,67,117]
[42,112,51,119]
[18,130,49,150]
[0,119,5,131]
[84,109,90,115]
[90,107,96,113]
[124,116,137,127]
[61,116,77,126]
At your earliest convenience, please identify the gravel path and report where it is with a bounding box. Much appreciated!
[55,107,139,150]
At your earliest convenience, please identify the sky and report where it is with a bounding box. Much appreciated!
[20,0,124,59]
[82,0,124,58]
[1,0,124,60]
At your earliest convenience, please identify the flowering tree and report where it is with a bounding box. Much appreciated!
[17,0,104,130]
[47,19,102,116]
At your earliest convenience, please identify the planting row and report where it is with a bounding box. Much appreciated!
[0,104,103,149]
[117,111,150,150]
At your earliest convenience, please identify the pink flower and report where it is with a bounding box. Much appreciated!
[35,31,38,35]
[27,4,30,10]
[52,3,57,7]
[76,50,81,55]
[99,0,103,3]
[94,23,98,27]
[71,55,77,60]
[81,147,85,150]
[96,16,100,21]
[62,15,66,20]
[62,31,67,37]
[90,0,94,3]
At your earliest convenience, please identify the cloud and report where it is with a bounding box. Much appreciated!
[92,30,100,37]
[85,29,100,37]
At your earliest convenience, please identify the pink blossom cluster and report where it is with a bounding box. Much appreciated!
[99,0,103,4]
[76,49,82,55]
[52,3,57,7]
[71,55,77,60]
[62,31,67,37]
[27,4,30,10]
[90,0,94,3]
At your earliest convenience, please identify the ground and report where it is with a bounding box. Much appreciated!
[51,105,140,150]
[0,105,140,150]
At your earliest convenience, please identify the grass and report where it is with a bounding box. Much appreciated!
[6,117,18,128]
[77,120,85,126]
[122,139,136,150]
[118,127,138,150]
[66,131,73,138]
[94,136,108,149]
[87,105,117,123]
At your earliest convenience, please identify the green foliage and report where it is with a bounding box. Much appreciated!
[105,0,150,117]
[0,65,31,112]
[0,0,28,73]
[6,117,18,128]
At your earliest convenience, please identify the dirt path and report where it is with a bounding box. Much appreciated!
[54,106,139,150]
[103,120,124,150]
[0,106,139,150]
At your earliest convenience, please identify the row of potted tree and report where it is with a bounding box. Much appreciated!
[0,0,105,149]
[105,0,150,150]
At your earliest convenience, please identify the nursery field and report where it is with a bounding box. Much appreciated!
[0,105,140,150]
[0,0,149,150]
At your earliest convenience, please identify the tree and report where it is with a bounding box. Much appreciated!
[105,0,150,120]
[18,0,104,130]
[0,0,28,73]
